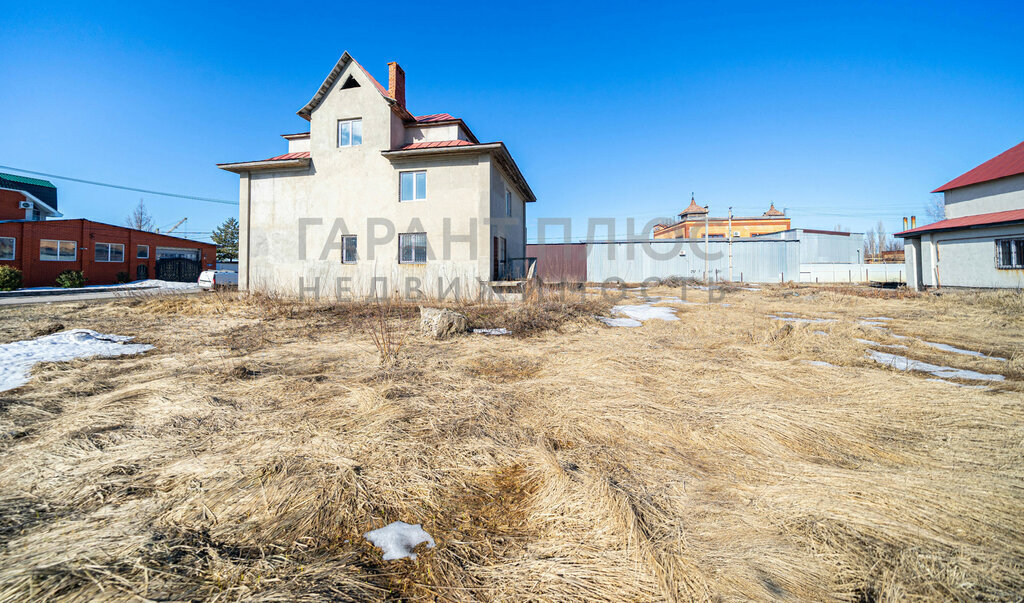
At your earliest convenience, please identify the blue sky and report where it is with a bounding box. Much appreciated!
[2,1,1022,242]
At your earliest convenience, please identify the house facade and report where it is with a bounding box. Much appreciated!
[898,140,1024,289]
[653,197,790,239]
[218,53,536,300]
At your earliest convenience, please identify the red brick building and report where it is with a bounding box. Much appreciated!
[0,174,216,288]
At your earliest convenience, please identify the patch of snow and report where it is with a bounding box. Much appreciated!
[472,328,510,336]
[364,521,435,561]
[925,378,988,390]
[813,330,828,336]
[860,316,893,321]
[805,360,835,367]
[867,350,1004,382]
[597,316,643,327]
[855,338,907,350]
[19,279,199,293]
[0,329,154,392]
[859,321,887,327]
[767,314,836,324]
[920,341,1007,361]
[739,287,761,291]
[612,304,680,322]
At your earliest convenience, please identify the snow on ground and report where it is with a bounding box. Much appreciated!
[855,338,907,350]
[860,316,893,321]
[597,316,643,327]
[805,360,836,367]
[20,279,199,293]
[767,314,836,324]
[926,378,988,389]
[473,328,510,336]
[920,340,1007,361]
[867,349,1004,382]
[364,521,435,561]
[0,329,154,392]
[598,303,680,328]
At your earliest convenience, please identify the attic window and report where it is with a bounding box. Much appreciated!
[341,76,360,89]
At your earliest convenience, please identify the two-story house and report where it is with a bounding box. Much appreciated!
[897,140,1024,289]
[218,53,536,300]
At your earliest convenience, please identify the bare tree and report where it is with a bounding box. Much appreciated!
[925,195,945,223]
[126,199,155,231]
[864,228,877,260]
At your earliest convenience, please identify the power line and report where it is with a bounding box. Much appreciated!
[0,164,237,205]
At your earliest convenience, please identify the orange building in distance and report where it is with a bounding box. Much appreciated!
[653,196,790,239]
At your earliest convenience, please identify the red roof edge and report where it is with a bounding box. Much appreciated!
[932,140,1024,193]
[896,208,1024,237]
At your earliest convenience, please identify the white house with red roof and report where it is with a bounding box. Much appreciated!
[897,140,1024,289]
[218,53,535,300]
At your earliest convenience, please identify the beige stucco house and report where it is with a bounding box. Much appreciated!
[897,140,1024,289]
[219,52,536,300]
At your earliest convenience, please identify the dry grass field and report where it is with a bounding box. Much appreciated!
[0,285,1022,602]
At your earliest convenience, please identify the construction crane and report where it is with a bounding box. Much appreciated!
[158,218,187,234]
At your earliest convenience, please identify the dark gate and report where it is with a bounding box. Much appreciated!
[155,258,200,283]
[136,264,149,280]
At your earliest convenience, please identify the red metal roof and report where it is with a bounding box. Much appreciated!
[896,208,1024,237]
[398,140,476,150]
[266,152,311,160]
[932,140,1024,193]
[414,113,456,123]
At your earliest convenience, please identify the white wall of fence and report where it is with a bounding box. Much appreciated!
[799,263,905,283]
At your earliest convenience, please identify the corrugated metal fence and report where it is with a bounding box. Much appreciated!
[586,240,800,283]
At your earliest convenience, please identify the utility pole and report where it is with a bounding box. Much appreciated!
[728,206,733,283]
[704,206,710,301]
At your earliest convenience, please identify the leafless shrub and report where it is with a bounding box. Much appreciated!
[364,294,410,366]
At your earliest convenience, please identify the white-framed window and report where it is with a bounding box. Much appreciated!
[95,242,125,263]
[996,238,1024,269]
[505,189,512,217]
[137,244,149,259]
[399,232,427,264]
[0,236,14,260]
[40,239,77,261]
[342,235,357,264]
[400,171,426,202]
[337,118,362,147]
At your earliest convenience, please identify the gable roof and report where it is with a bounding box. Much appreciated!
[896,208,1024,237]
[297,52,413,122]
[932,140,1024,193]
[763,203,785,217]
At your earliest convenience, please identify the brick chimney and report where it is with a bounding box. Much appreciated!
[388,62,405,108]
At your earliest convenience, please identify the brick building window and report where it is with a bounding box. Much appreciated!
[137,245,149,259]
[0,236,14,260]
[40,239,76,261]
[996,238,1024,269]
[95,242,125,262]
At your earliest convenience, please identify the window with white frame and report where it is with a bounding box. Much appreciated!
[505,189,512,217]
[137,244,149,259]
[40,239,76,261]
[95,242,125,262]
[0,236,14,260]
[399,233,427,264]
[337,118,362,147]
[400,171,426,201]
[996,237,1024,269]
[342,235,357,264]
